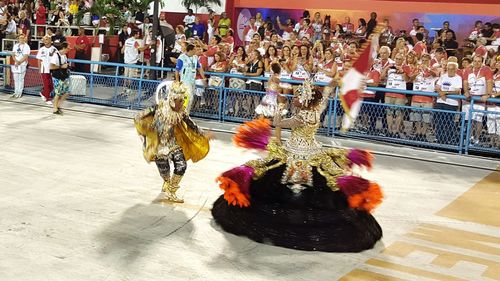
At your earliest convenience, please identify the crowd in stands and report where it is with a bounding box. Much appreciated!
[0,1,500,147]
[163,9,500,147]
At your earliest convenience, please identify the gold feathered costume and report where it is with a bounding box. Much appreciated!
[134,81,210,202]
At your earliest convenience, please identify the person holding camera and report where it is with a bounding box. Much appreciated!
[50,42,70,115]
[175,43,206,114]
[10,34,30,99]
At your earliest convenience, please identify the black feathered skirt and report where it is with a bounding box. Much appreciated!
[211,164,382,252]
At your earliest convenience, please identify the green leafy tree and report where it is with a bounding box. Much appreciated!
[117,0,157,15]
[181,0,222,13]
[76,0,123,35]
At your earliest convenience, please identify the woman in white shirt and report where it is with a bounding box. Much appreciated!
[50,42,70,115]
[10,34,30,98]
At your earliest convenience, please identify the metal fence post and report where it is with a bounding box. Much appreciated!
[458,111,466,154]
[326,97,334,136]
[89,62,94,98]
[331,87,339,136]
[464,99,474,155]
[113,65,119,104]
[220,86,227,122]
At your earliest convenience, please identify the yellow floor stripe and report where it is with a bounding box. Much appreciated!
[365,259,468,281]
[339,269,408,281]
[437,167,500,227]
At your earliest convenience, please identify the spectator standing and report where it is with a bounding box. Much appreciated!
[342,17,354,33]
[4,13,17,41]
[69,0,78,25]
[175,43,206,113]
[437,21,456,41]
[380,18,394,45]
[298,18,313,41]
[358,67,381,132]
[435,61,462,144]
[243,17,258,45]
[366,12,377,37]
[413,32,427,59]
[18,11,31,41]
[373,46,394,114]
[481,22,494,44]
[409,18,420,37]
[276,16,294,41]
[35,0,46,36]
[473,37,488,60]
[384,53,408,137]
[323,15,332,33]
[311,12,323,42]
[50,41,71,115]
[74,27,90,73]
[355,18,367,38]
[217,12,231,38]
[207,12,215,43]
[331,24,344,38]
[243,49,264,91]
[183,9,195,37]
[430,47,446,68]
[36,35,56,104]
[410,53,438,141]
[442,30,458,57]
[121,30,145,95]
[191,17,205,41]
[468,20,483,42]
[391,37,408,60]
[314,48,337,83]
[118,24,128,73]
[463,56,493,144]
[139,17,152,37]
[10,34,30,99]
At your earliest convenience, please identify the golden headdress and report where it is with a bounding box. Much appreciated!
[167,81,190,105]
[295,79,315,107]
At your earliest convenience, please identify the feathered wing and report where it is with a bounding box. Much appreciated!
[233,118,272,151]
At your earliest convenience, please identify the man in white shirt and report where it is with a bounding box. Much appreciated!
[121,30,145,94]
[36,35,56,104]
[183,9,195,37]
[435,61,462,144]
[5,15,17,38]
[11,34,30,98]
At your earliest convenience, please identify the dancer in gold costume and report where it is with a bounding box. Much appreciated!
[212,80,383,252]
[134,81,210,203]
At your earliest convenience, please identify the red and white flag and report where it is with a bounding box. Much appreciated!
[340,37,378,130]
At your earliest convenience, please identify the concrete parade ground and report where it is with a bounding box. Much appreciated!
[1,95,499,281]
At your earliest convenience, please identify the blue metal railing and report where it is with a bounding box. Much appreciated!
[0,52,498,156]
